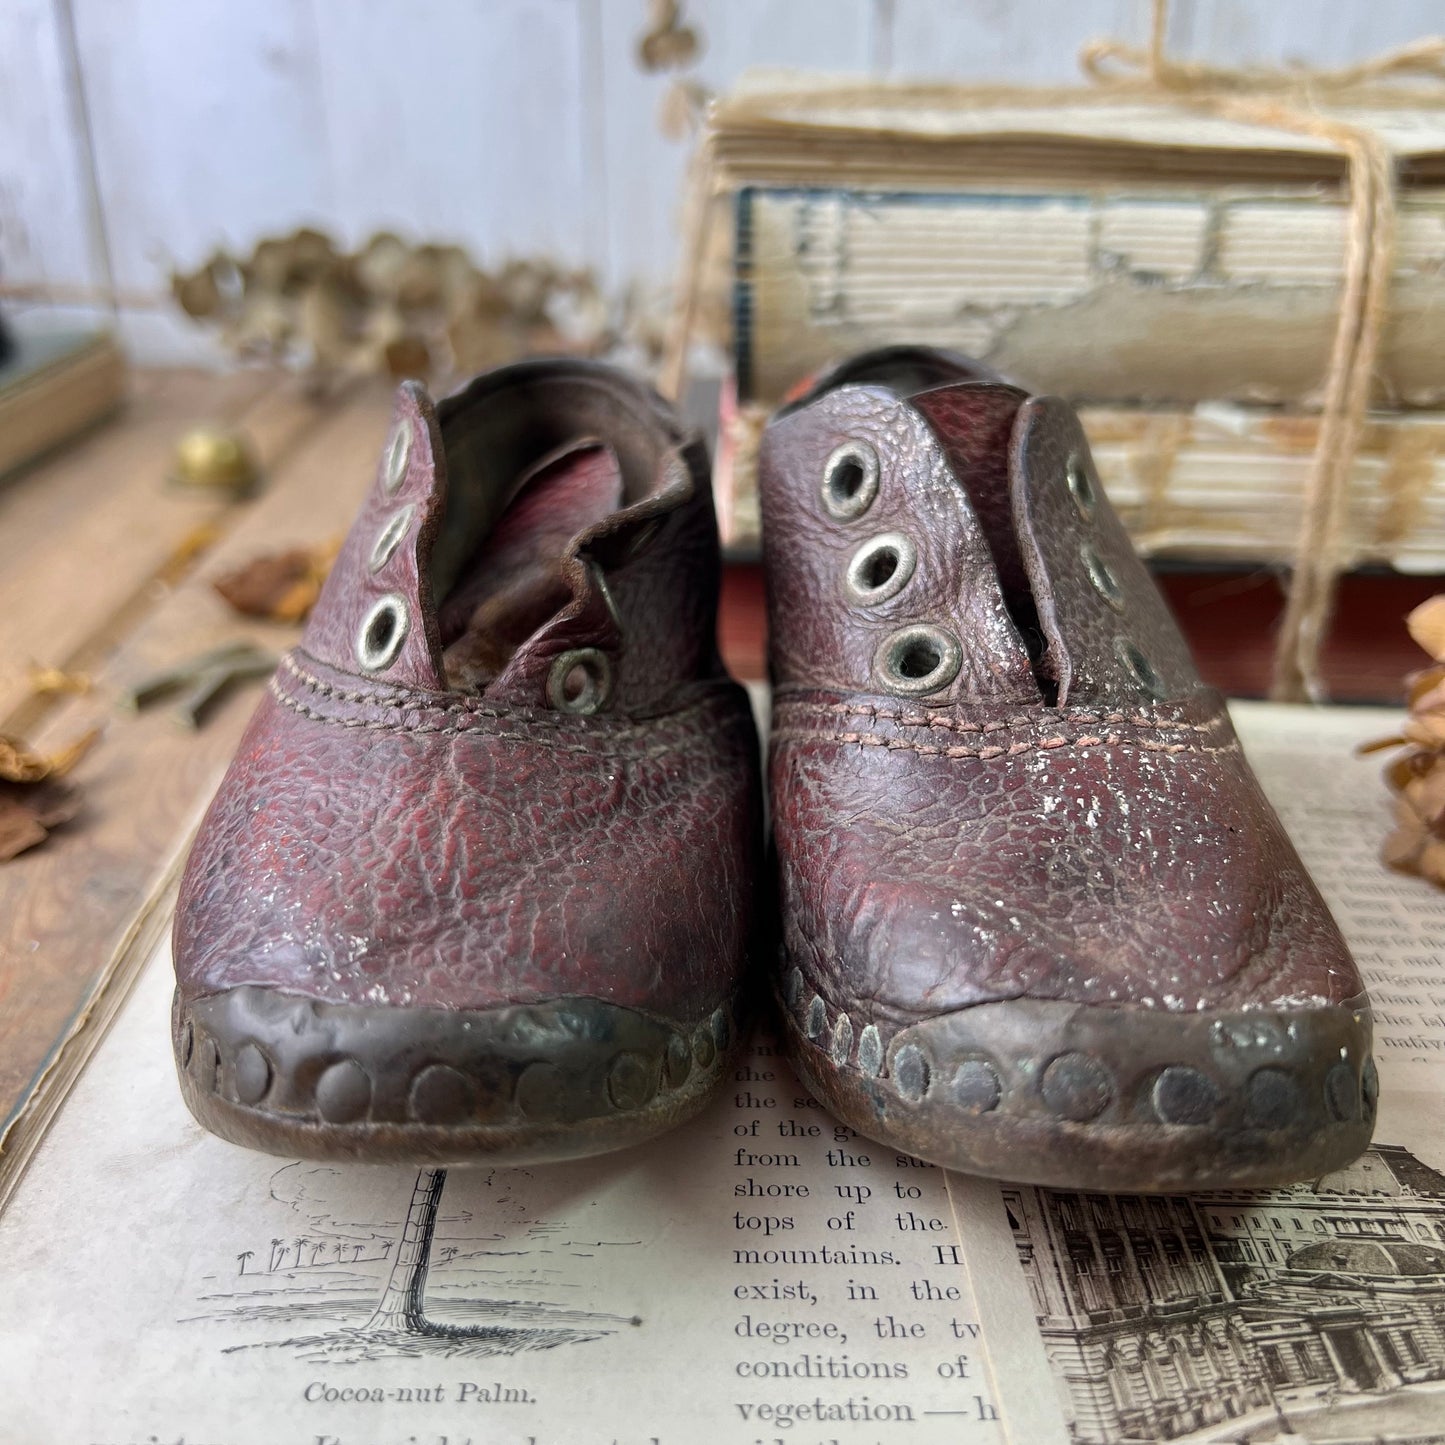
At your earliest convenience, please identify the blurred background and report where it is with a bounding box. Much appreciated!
[5,0,1441,363]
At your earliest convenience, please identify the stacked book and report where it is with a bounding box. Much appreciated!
[703,73,1445,563]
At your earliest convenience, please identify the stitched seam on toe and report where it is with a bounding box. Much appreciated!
[269,682,707,758]
[773,699,1224,737]
[770,727,1240,759]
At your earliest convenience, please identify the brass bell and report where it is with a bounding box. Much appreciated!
[170,425,259,496]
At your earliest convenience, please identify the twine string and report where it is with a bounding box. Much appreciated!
[1086,0,1442,700]
[664,2,1443,699]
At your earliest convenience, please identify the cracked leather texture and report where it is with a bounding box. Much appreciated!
[760,386,1037,704]
[762,375,1363,1024]
[175,360,760,1025]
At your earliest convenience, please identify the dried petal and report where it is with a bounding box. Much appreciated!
[27,666,91,699]
[1407,596,1445,660]
[0,737,50,784]
[43,728,101,779]
[1406,663,1445,706]
[1403,715,1445,747]
[637,0,700,71]
[0,778,80,860]
[1417,837,1445,883]
[1358,734,1407,756]
[0,728,98,784]
[1382,822,1424,871]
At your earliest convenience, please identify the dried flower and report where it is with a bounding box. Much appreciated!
[0,728,100,861]
[1366,596,1445,885]
[171,228,611,391]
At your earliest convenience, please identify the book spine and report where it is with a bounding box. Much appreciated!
[735,187,1445,411]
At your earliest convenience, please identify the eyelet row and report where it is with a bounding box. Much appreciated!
[820,439,960,698]
[357,418,417,672]
[356,417,623,713]
[1064,449,1165,700]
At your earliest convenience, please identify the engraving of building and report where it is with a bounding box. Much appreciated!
[1006,1144,1445,1444]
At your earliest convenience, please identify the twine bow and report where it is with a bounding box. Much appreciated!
[1087,0,1445,701]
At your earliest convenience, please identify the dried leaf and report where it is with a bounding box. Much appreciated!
[0,736,51,784]
[155,524,228,590]
[42,728,101,779]
[0,782,78,860]
[0,728,96,786]
[0,728,98,784]
[1417,837,1445,884]
[384,335,431,380]
[212,540,340,623]
[26,665,91,699]
[1404,714,1445,747]
[1407,596,1445,660]
[637,0,700,71]
[658,78,709,140]
[1382,820,1423,871]
[171,264,222,319]
[1406,662,1445,706]
[170,225,613,386]
[1358,733,1406,755]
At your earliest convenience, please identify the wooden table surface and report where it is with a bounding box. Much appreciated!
[0,366,1434,1169]
[0,368,398,1162]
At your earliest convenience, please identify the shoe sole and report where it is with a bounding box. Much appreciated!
[174,986,738,1164]
[779,969,1376,1191]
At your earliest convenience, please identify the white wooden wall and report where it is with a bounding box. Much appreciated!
[3,0,1441,363]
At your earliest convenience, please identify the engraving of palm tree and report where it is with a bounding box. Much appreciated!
[236,1250,254,1277]
[365,1167,448,1334]
[268,1238,284,1272]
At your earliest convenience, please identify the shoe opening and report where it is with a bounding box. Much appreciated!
[428,364,684,690]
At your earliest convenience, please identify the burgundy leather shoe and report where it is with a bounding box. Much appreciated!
[173,360,761,1163]
[761,348,1375,1191]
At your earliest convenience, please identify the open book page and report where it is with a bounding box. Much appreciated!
[0,938,1003,1443]
[952,701,1445,1445]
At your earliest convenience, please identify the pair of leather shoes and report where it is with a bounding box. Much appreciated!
[172,352,1375,1190]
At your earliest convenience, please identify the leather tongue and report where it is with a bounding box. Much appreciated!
[911,383,1048,697]
[439,441,624,689]
[1008,396,1199,706]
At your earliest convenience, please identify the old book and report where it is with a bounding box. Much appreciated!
[0,326,126,479]
[0,938,1004,1441]
[712,74,1445,412]
[703,74,1445,567]
[735,187,1445,413]
[2,703,1443,1443]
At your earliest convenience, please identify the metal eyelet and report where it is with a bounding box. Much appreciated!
[1116,637,1166,698]
[357,594,409,672]
[845,532,917,606]
[821,441,880,521]
[547,648,613,715]
[874,624,962,696]
[369,504,416,574]
[1081,542,1124,611]
[381,420,412,495]
[1066,452,1096,521]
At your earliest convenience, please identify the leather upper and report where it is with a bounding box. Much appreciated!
[175,361,760,1021]
[761,363,1363,1024]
